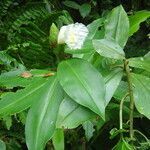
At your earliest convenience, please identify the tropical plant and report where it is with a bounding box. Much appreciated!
[0,1,150,150]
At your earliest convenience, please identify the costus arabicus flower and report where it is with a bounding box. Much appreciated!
[58,23,89,49]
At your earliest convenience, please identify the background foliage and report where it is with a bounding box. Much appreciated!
[0,0,150,150]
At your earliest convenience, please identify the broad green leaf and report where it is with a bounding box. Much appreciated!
[83,121,95,141]
[131,73,150,119]
[52,129,64,150]
[79,3,91,18]
[104,69,123,106]
[0,78,48,116]
[56,96,96,129]
[87,18,104,39]
[25,76,64,150]
[57,59,106,119]
[0,140,6,150]
[112,139,132,150]
[0,69,52,88]
[128,57,150,72]
[93,39,125,60]
[129,10,150,36]
[105,5,129,48]
[63,1,80,9]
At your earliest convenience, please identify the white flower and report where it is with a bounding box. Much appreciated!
[58,23,89,49]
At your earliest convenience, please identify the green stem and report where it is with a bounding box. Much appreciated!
[119,93,129,130]
[124,59,134,140]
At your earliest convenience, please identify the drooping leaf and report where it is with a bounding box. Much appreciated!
[104,69,123,106]
[25,76,64,150]
[56,96,96,129]
[52,129,64,150]
[131,73,150,119]
[105,5,129,47]
[129,10,150,36]
[128,56,150,72]
[0,78,48,116]
[87,18,104,39]
[93,39,125,60]
[79,3,91,18]
[63,1,80,9]
[83,121,95,141]
[57,58,106,119]
[0,140,6,150]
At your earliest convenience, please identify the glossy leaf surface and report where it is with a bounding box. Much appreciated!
[129,10,150,36]
[93,39,125,60]
[105,5,129,47]
[131,73,150,119]
[87,18,104,39]
[104,69,123,105]
[0,78,48,116]
[56,96,96,129]
[25,76,64,150]
[57,58,106,119]
[128,57,150,72]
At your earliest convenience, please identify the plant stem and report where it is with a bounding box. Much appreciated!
[124,60,134,140]
[119,93,129,130]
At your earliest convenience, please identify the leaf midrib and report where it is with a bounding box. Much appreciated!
[34,78,58,148]
[0,81,47,114]
[65,61,103,115]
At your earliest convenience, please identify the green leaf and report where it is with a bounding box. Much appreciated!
[128,57,150,72]
[105,69,123,105]
[129,10,150,36]
[0,140,6,150]
[105,5,129,47]
[57,58,106,119]
[131,73,150,119]
[56,96,96,129]
[114,81,129,100]
[93,39,125,60]
[79,3,91,18]
[0,51,16,66]
[87,18,104,39]
[83,121,95,141]
[63,1,80,9]
[0,69,52,88]
[25,76,64,150]
[112,139,132,150]
[0,78,48,116]
[3,116,12,130]
[49,23,59,45]
[52,129,64,150]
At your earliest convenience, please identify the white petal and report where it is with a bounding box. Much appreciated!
[57,23,89,49]
[57,25,67,44]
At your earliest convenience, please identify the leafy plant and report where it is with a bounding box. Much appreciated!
[0,1,150,150]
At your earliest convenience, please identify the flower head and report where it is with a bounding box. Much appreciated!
[58,23,89,49]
